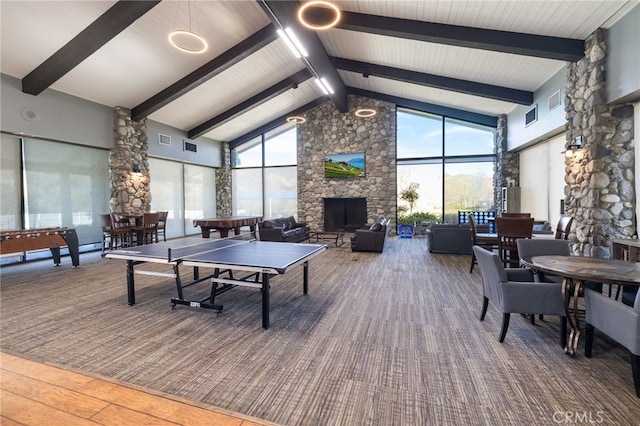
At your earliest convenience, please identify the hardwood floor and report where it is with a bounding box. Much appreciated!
[0,352,277,426]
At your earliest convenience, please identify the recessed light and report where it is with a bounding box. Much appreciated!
[355,109,377,118]
[287,116,306,124]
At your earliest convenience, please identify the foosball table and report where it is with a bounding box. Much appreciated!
[0,227,80,267]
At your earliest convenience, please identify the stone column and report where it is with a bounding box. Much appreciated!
[216,142,232,216]
[110,107,150,214]
[495,114,518,212]
[564,29,635,258]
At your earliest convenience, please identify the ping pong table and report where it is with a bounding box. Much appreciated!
[105,236,326,328]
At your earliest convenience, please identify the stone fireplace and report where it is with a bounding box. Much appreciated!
[323,198,367,231]
[297,95,397,232]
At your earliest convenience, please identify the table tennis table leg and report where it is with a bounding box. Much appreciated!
[303,261,309,294]
[126,260,135,305]
[262,273,270,329]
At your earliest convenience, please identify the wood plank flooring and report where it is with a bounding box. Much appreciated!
[0,352,277,426]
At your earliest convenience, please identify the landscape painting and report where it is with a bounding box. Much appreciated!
[324,152,366,178]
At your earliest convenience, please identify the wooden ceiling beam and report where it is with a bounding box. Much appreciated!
[188,69,312,139]
[332,57,533,105]
[338,11,585,62]
[257,0,348,112]
[347,87,497,128]
[132,24,278,121]
[22,1,161,95]
[229,97,328,148]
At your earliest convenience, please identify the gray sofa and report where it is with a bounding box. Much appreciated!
[258,216,310,243]
[426,224,473,254]
[350,217,390,252]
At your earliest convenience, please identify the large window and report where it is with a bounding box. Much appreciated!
[1,133,110,262]
[397,109,496,223]
[149,158,216,238]
[231,123,298,220]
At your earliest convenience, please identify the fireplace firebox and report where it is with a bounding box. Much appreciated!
[323,198,367,232]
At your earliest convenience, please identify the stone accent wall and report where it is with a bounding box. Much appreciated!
[297,95,397,231]
[564,28,636,258]
[494,114,518,212]
[110,107,150,214]
[216,142,232,216]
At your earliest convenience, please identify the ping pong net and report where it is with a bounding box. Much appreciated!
[167,234,254,262]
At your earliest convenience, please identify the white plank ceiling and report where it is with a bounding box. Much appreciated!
[1,0,637,143]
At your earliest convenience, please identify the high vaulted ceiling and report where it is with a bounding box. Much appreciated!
[1,1,637,146]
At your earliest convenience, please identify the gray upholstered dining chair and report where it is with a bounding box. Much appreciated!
[584,288,640,398]
[473,245,567,346]
[516,239,571,283]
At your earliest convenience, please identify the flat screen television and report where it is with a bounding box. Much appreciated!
[324,152,365,178]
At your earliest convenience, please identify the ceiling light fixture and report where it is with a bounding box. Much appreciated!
[277,28,308,58]
[298,1,342,30]
[314,77,334,95]
[355,108,377,118]
[168,0,208,54]
[287,116,306,124]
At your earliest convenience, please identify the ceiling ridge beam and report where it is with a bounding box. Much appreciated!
[22,0,161,95]
[228,97,329,148]
[258,0,348,112]
[188,69,313,139]
[347,87,498,127]
[332,57,532,105]
[338,11,585,62]
[132,24,278,121]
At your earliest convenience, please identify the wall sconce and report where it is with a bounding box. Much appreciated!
[564,136,582,158]
[132,164,141,173]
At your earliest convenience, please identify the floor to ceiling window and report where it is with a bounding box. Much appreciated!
[1,133,110,262]
[231,122,298,220]
[148,158,216,238]
[397,108,496,224]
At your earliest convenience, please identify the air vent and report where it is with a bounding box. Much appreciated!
[184,140,197,153]
[158,133,171,146]
[548,90,561,111]
[525,104,537,127]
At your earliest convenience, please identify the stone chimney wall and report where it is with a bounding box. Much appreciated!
[297,95,397,231]
[564,29,636,258]
[110,107,150,214]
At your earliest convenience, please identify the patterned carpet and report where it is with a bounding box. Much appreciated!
[1,236,639,425]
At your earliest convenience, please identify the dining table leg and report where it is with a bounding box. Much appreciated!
[563,277,585,356]
[562,277,576,355]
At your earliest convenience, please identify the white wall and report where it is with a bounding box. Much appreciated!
[507,68,566,151]
[519,133,566,225]
[1,73,222,167]
[607,4,640,104]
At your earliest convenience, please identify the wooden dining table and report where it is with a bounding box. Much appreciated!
[522,255,640,355]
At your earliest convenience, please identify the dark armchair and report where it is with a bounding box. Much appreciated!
[350,217,390,253]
